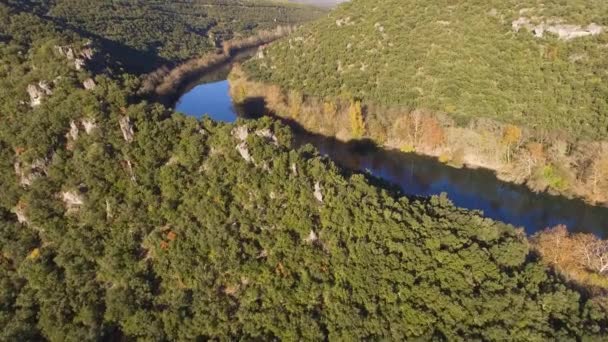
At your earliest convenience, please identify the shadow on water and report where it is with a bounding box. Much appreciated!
[234,97,608,237]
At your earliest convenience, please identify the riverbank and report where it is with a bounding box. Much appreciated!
[228,65,608,207]
[139,26,296,105]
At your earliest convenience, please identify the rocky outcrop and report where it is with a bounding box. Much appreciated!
[27,81,53,107]
[314,182,323,203]
[119,116,134,143]
[81,118,98,134]
[83,78,96,90]
[304,230,318,243]
[14,158,49,186]
[512,17,604,40]
[61,190,85,212]
[255,128,278,145]
[13,204,28,224]
[55,44,95,70]
[67,120,79,141]
[236,142,253,163]
[232,125,249,141]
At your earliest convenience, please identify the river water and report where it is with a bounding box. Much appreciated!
[175,79,608,236]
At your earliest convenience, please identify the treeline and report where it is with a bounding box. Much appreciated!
[1,2,608,341]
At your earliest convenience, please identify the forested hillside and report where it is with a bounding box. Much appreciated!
[245,0,608,139]
[239,0,608,204]
[6,0,324,73]
[1,2,608,340]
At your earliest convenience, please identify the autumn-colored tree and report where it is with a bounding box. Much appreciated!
[288,90,303,119]
[323,100,338,117]
[421,115,445,149]
[502,124,522,163]
[349,100,365,138]
[586,152,608,202]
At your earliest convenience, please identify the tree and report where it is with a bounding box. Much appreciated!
[502,124,522,163]
[348,100,365,139]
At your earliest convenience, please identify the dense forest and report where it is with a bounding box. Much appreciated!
[5,0,324,73]
[1,1,608,340]
[239,0,608,205]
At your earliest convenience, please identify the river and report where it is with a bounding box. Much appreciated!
[175,78,608,237]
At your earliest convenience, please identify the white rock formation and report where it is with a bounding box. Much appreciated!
[314,182,323,203]
[27,81,53,107]
[83,78,96,90]
[304,230,318,243]
[236,142,253,163]
[62,191,84,207]
[512,17,604,40]
[67,120,79,141]
[255,128,278,145]
[232,125,249,141]
[82,118,97,134]
[119,116,134,143]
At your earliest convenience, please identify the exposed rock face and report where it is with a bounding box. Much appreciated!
[14,158,49,186]
[291,163,298,176]
[512,17,604,40]
[67,120,79,141]
[81,118,97,134]
[27,81,53,107]
[55,44,95,70]
[255,128,278,145]
[13,205,28,224]
[236,142,253,163]
[119,116,134,143]
[62,190,84,210]
[83,78,96,90]
[232,125,249,141]
[304,230,318,243]
[314,182,323,202]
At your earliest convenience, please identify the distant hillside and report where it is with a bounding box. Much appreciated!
[245,0,608,139]
[8,0,324,73]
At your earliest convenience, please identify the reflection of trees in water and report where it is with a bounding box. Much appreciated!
[287,129,608,236]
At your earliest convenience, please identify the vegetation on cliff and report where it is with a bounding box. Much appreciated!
[1,2,607,340]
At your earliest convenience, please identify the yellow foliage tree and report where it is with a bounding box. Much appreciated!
[288,90,303,119]
[349,100,365,139]
[502,124,522,163]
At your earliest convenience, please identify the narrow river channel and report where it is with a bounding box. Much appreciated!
[175,75,608,237]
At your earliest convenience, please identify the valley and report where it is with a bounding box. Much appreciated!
[1,0,607,340]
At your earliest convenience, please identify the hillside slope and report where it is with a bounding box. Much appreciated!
[245,0,608,139]
[7,0,324,73]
